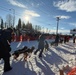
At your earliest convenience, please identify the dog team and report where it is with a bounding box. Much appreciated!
[12,40,49,61]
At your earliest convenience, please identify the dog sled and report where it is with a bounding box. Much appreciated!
[59,65,76,75]
[67,67,76,75]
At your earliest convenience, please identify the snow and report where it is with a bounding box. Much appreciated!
[0,39,76,75]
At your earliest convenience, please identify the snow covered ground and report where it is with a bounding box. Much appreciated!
[0,39,76,75]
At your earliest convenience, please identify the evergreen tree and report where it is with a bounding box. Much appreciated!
[18,18,21,29]
[5,22,7,28]
[25,21,32,30]
[22,22,26,29]
[1,19,3,29]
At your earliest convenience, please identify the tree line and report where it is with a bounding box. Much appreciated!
[0,14,44,35]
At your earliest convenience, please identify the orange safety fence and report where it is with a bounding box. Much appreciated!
[12,35,52,42]
[16,36,20,42]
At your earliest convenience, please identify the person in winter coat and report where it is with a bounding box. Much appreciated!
[0,28,13,72]
[45,40,49,51]
[34,34,45,57]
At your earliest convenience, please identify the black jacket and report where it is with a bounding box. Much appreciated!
[0,30,11,58]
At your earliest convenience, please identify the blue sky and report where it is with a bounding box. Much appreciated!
[0,0,76,34]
